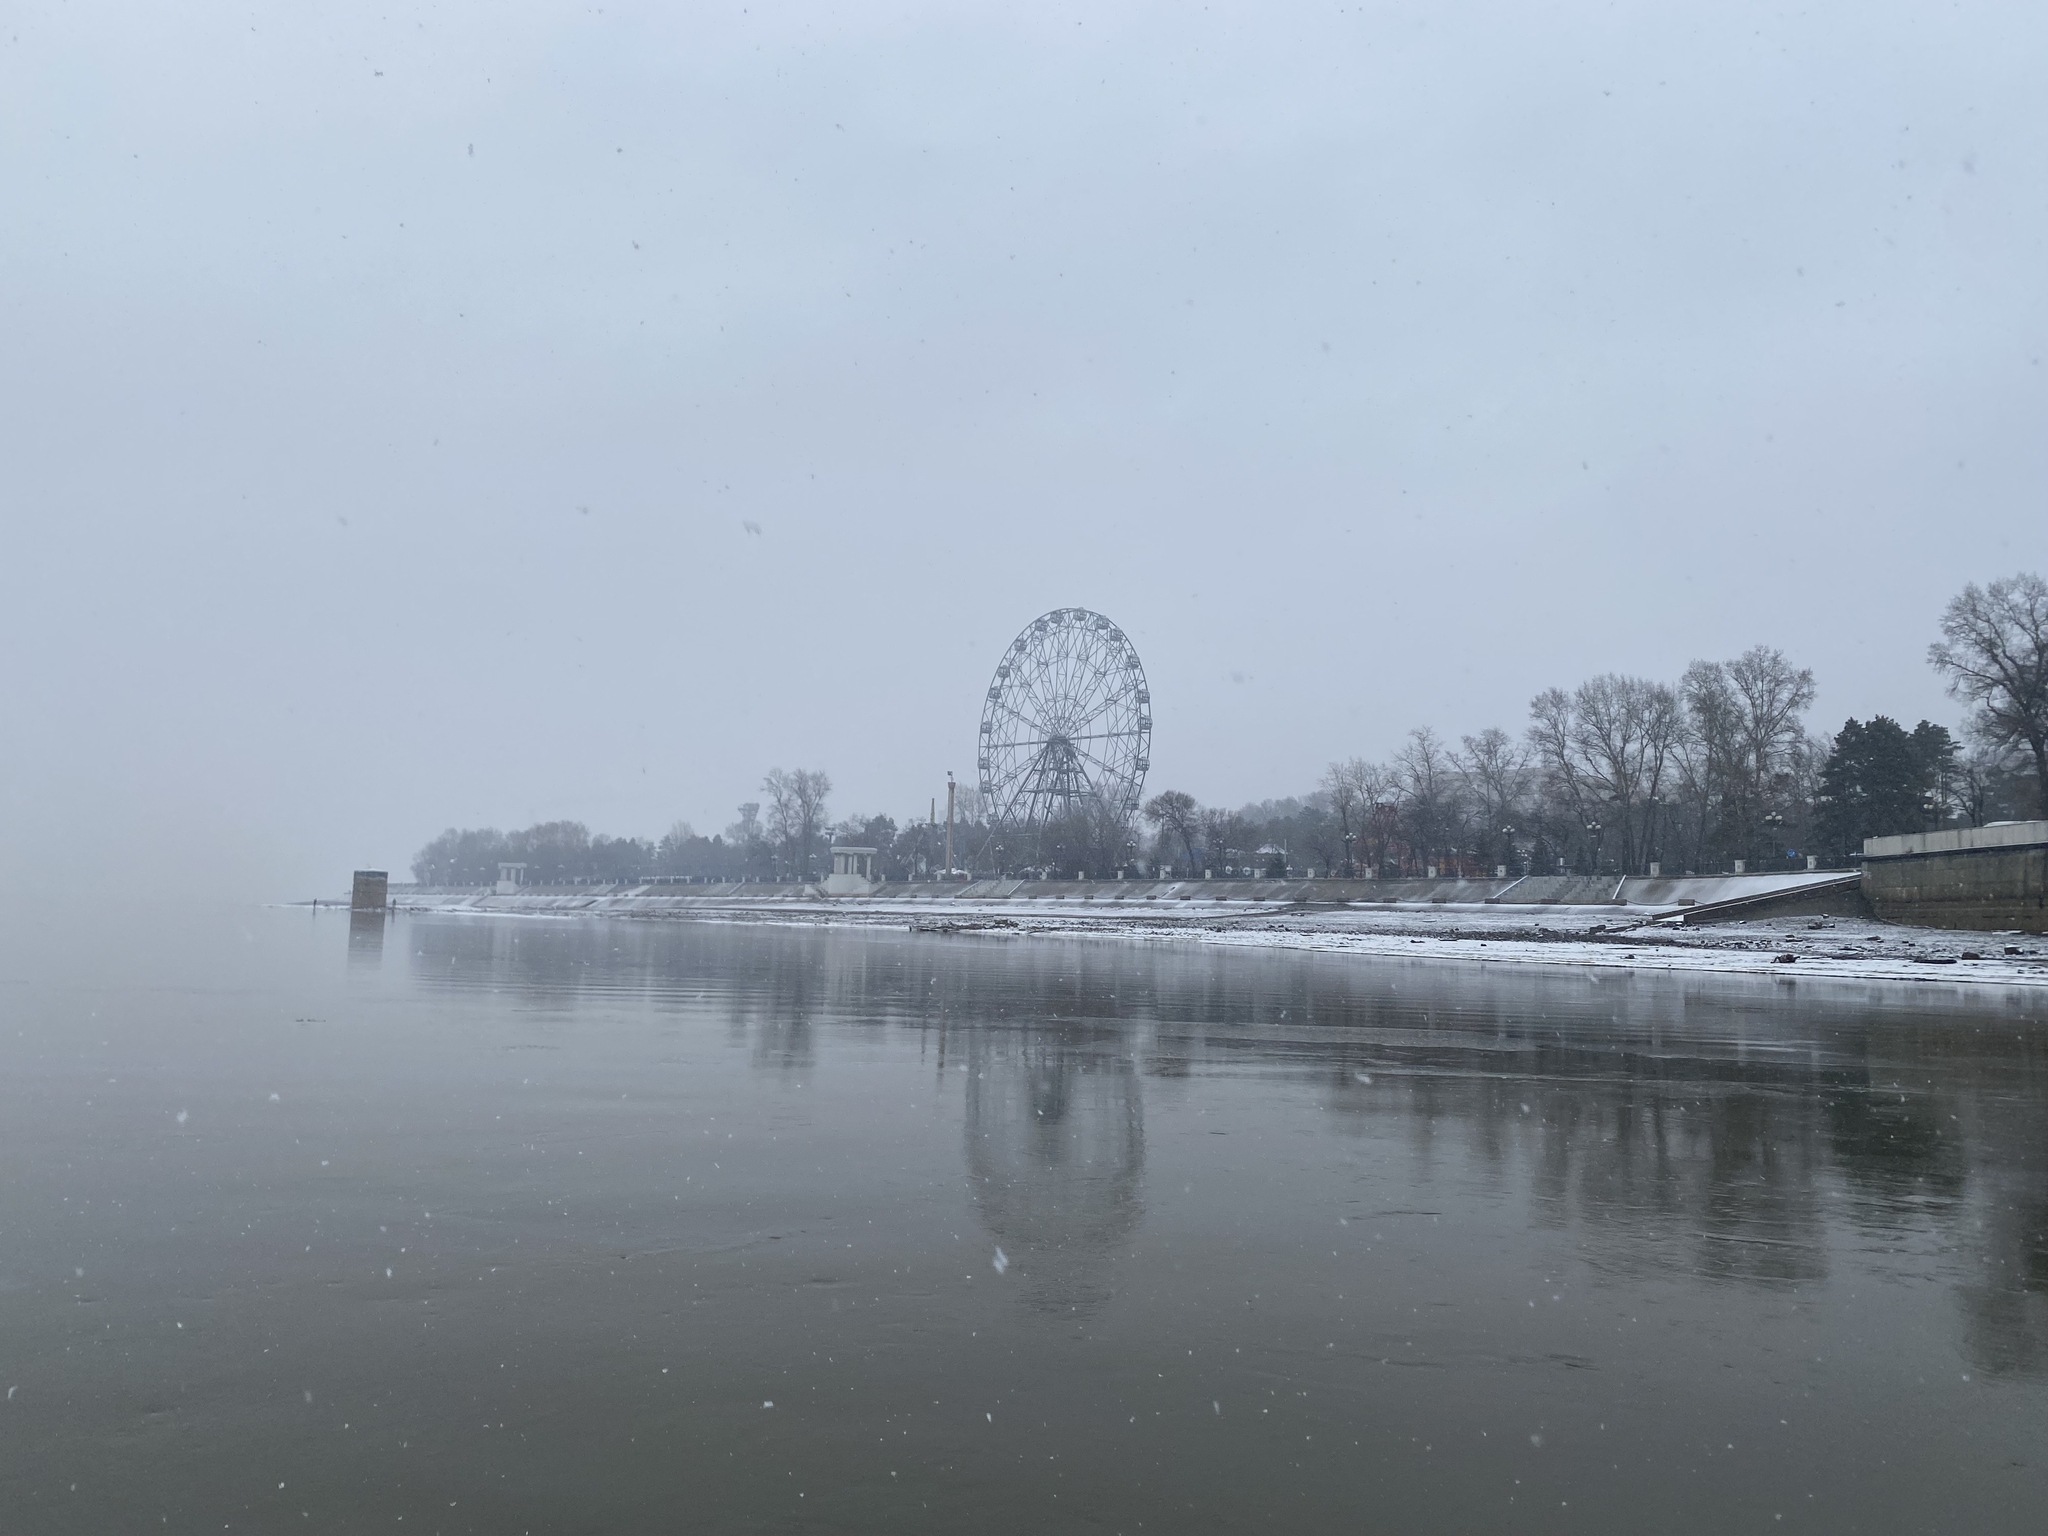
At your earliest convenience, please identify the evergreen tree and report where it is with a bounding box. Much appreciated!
[1814,717,1957,857]
[1908,721,1960,819]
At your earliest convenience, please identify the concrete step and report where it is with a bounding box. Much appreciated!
[1490,875,1623,906]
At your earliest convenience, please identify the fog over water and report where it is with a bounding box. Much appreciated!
[3,2,2043,898]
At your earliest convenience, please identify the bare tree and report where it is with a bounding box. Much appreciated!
[951,782,986,824]
[761,773,798,874]
[1350,760,1401,875]
[1719,646,1816,863]
[1142,790,1200,872]
[761,767,832,877]
[1929,572,2048,815]
[1197,806,1254,874]
[1584,675,1682,872]
[1952,742,2006,828]
[1674,660,1738,868]
[1454,727,1531,870]
[1674,649,1814,867]
[1085,795,1140,877]
[792,770,832,872]
[1525,678,1680,873]
[1318,758,1375,875]
[1527,686,1593,837]
[1394,728,1462,872]
[1725,645,1817,800]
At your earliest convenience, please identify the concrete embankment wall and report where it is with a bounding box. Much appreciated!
[1862,822,2048,933]
[393,869,1857,920]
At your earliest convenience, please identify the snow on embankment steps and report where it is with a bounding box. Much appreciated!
[390,869,1862,923]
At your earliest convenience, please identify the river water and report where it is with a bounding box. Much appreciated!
[2,906,2043,1533]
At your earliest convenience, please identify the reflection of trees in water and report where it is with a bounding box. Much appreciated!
[1688,1091,1830,1283]
[1944,1035,2048,1378]
[404,918,2046,1372]
[1289,973,2044,1363]
[731,943,821,1075]
[1117,952,2044,1365]
[1315,1036,1838,1285]
[406,916,828,1075]
[406,916,637,1008]
[1958,1176,2048,1377]
[963,1031,1144,1318]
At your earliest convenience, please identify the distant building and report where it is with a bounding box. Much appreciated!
[824,846,880,896]
[495,862,528,896]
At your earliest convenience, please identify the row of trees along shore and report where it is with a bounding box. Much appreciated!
[412,573,2047,885]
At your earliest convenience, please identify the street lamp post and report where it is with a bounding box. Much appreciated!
[1341,831,1356,880]
[1584,820,1603,875]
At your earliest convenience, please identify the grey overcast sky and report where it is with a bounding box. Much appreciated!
[3,0,2042,895]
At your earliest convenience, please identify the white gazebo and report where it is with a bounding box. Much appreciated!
[823,846,880,896]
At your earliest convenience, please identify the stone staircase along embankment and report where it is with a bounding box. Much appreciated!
[389,868,1862,923]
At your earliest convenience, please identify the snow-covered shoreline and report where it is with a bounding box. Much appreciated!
[380,890,2048,992]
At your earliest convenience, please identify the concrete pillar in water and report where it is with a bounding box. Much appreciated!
[350,870,388,912]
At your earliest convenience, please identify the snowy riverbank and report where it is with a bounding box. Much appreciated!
[385,886,2048,991]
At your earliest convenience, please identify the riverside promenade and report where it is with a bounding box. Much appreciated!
[367,868,2048,989]
[391,868,1860,921]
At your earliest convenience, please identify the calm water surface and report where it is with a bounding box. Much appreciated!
[2,906,2044,1533]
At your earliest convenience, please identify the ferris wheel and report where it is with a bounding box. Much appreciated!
[978,608,1152,837]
